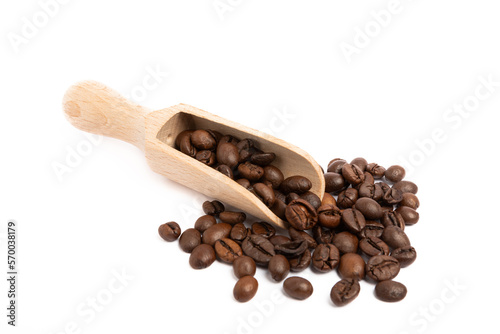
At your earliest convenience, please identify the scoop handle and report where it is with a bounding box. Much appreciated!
[63,81,150,150]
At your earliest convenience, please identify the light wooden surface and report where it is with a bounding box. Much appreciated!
[63,81,325,228]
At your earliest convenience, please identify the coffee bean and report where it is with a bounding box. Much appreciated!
[202,200,225,216]
[283,277,313,300]
[355,198,383,220]
[337,188,358,208]
[375,280,407,302]
[269,255,290,282]
[321,193,337,206]
[383,188,403,204]
[286,192,300,204]
[317,204,342,229]
[312,225,334,244]
[179,228,201,253]
[179,132,197,157]
[189,244,216,269]
[236,178,251,189]
[253,183,276,207]
[400,193,420,210]
[288,249,312,272]
[299,191,322,210]
[250,152,276,166]
[216,142,240,169]
[233,256,257,278]
[215,238,243,263]
[393,180,418,194]
[194,215,217,233]
[280,176,312,194]
[269,235,291,247]
[262,165,284,189]
[202,223,232,246]
[382,226,411,249]
[366,163,386,179]
[275,240,308,257]
[341,208,366,233]
[359,237,390,257]
[251,222,276,238]
[195,150,216,166]
[381,210,405,230]
[234,276,258,302]
[158,222,181,241]
[338,253,365,279]
[327,159,347,174]
[358,183,384,201]
[238,161,264,182]
[312,244,340,272]
[288,227,317,249]
[330,278,360,306]
[366,255,400,281]
[391,246,417,267]
[377,181,391,194]
[324,172,347,193]
[175,130,194,148]
[191,129,216,150]
[219,211,246,225]
[363,172,375,185]
[385,165,406,182]
[350,157,368,171]
[332,231,358,254]
[230,223,250,243]
[270,196,287,220]
[285,199,318,230]
[242,235,276,265]
[395,206,419,225]
[342,163,365,185]
[359,221,385,238]
[215,164,233,179]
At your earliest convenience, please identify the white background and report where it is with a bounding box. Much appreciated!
[1,1,499,333]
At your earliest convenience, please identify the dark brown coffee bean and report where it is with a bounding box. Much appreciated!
[216,142,239,169]
[251,222,276,238]
[355,198,383,220]
[358,183,384,201]
[230,223,250,243]
[195,150,216,166]
[288,227,317,249]
[216,164,233,179]
[253,183,276,207]
[236,178,251,189]
[233,276,258,302]
[337,188,358,208]
[270,198,287,220]
[269,235,291,246]
[218,134,239,147]
[273,189,286,203]
[202,200,225,216]
[285,199,318,230]
[288,249,312,272]
[385,165,406,182]
[324,172,347,193]
[393,180,418,194]
[366,255,400,281]
[363,172,375,185]
[359,237,390,256]
[321,193,337,207]
[286,192,300,204]
[312,225,334,244]
[396,206,419,225]
[275,240,308,257]
[262,165,284,189]
[327,159,347,174]
[179,132,197,157]
[317,204,342,229]
[219,211,246,225]
[338,253,365,279]
[400,193,420,210]
[268,255,290,282]
[191,129,216,150]
[236,138,254,152]
[383,188,403,204]
[342,163,365,185]
[179,228,201,253]
[330,278,360,306]
[341,208,366,233]
[382,226,411,249]
[242,235,276,265]
[332,231,358,254]
[194,215,216,233]
[359,220,385,238]
[391,246,417,267]
[299,191,321,210]
[238,161,264,182]
[375,280,407,302]
[215,238,243,263]
[280,176,312,194]
[189,244,216,269]
[283,277,313,300]
[250,152,276,166]
[381,210,405,230]
[366,163,386,179]
[350,157,368,171]
[175,130,194,148]
[233,255,256,278]
[312,244,340,272]
[202,223,232,246]
[158,222,181,241]
[377,181,391,194]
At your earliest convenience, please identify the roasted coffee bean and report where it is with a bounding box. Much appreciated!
[288,249,312,272]
[332,231,358,254]
[242,235,276,264]
[236,178,251,189]
[191,129,216,150]
[233,255,257,278]
[275,240,308,257]
[391,246,417,267]
[237,139,257,162]
[321,193,337,207]
[179,228,201,253]
[312,244,340,272]
[366,163,386,179]
[233,276,258,302]
[218,134,239,147]
[195,150,216,166]
[312,225,334,244]
[273,189,286,203]
[342,163,365,185]
[206,129,222,143]
[393,180,418,194]
[215,238,243,263]
[338,253,365,279]
[194,215,217,233]
[189,244,216,269]
[219,211,246,225]
[400,193,420,210]
[288,227,317,249]
[283,277,313,300]
[337,188,358,208]
[377,181,391,194]
[381,210,405,230]
[270,198,287,220]
[230,223,250,242]
[268,255,290,282]
[355,198,383,220]
[216,164,233,179]
[202,223,232,246]
[251,222,276,238]
[382,226,411,249]
[262,165,284,189]
[269,235,292,246]
[385,165,406,183]
[396,206,419,225]
[280,176,312,194]
[363,172,375,185]
[236,138,254,152]
[327,159,347,174]
[350,157,368,171]
[330,278,360,306]
[375,280,407,302]
[216,142,239,169]
[299,191,321,210]
[202,200,225,216]
[324,172,347,193]
[359,236,390,256]
[179,132,197,157]
[317,204,342,229]
[286,192,300,204]
[175,130,194,148]
[341,208,366,233]
[250,152,276,166]
[358,183,384,201]
[359,221,385,238]
[238,161,264,182]
[253,183,276,207]
[366,255,401,281]
[383,188,403,204]
[158,222,181,241]
[285,199,318,230]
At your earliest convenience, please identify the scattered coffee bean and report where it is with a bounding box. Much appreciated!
[359,220,385,238]
[375,280,407,302]
[385,165,406,182]
[359,236,390,257]
[233,256,257,278]
[179,228,201,253]
[382,226,411,249]
[285,199,318,230]
[283,277,313,300]
[189,244,216,269]
[366,163,386,179]
[400,193,420,210]
[355,198,383,220]
[395,206,419,225]
[219,211,246,225]
[288,249,312,272]
[391,246,417,267]
[330,278,360,306]
[350,157,368,171]
[381,210,405,230]
[268,255,290,282]
[332,231,359,254]
[327,159,347,174]
[337,188,358,208]
[251,222,276,238]
[312,244,340,272]
[342,163,365,185]
[341,208,366,233]
[215,238,243,263]
[324,172,347,193]
[275,240,308,257]
[158,222,181,242]
[194,215,216,233]
[202,223,232,246]
[393,180,418,194]
[234,276,258,302]
[338,253,365,279]
[269,235,291,246]
[242,234,276,265]
[202,200,225,216]
[230,223,250,242]
[366,255,400,281]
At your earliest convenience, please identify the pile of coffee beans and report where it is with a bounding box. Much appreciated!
[162,141,420,305]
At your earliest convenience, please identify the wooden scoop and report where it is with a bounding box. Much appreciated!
[63,81,324,228]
